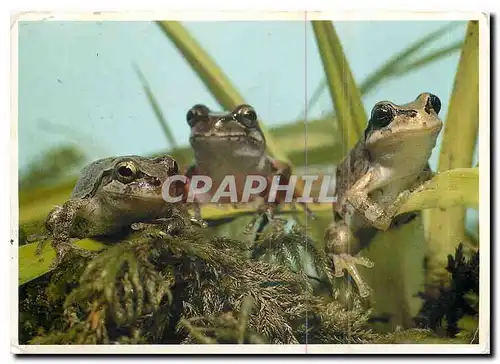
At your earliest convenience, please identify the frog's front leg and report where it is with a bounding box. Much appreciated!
[131,206,205,236]
[132,216,186,237]
[42,200,96,268]
[324,219,374,298]
[345,170,410,231]
[183,164,208,228]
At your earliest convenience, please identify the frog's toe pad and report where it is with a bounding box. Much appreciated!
[331,254,374,298]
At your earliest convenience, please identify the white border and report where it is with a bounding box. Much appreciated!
[10,10,490,355]
[11,10,486,21]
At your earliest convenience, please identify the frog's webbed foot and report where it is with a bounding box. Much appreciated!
[44,239,96,270]
[331,254,374,298]
[324,220,374,297]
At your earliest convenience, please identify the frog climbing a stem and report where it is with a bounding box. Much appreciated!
[325,93,443,297]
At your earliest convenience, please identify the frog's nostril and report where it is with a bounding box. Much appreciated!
[151,177,162,187]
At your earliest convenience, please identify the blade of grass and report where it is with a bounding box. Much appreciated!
[19,238,106,285]
[133,63,177,149]
[360,22,463,95]
[391,41,464,77]
[312,21,362,152]
[156,21,289,165]
[299,22,463,120]
[321,21,366,135]
[425,20,479,291]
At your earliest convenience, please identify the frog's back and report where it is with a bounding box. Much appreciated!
[70,157,118,199]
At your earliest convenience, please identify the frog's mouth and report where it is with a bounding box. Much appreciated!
[368,122,442,144]
[190,133,264,146]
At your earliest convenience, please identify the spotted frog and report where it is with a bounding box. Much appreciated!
[42,155,191,267]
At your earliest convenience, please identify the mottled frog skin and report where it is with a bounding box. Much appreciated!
[324,93,443,297]
[42,155,189,267]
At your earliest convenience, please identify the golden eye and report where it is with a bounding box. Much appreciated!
[115,161,138,183]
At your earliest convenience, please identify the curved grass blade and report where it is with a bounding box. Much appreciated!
[133,63,177,149]
[322,21,366,135]
[299,22,463,120]
[425,20,479,290]
[312,21,363,151]
[397,168,479,215]
[360,21,463,95]
[156,21,289,165]
[391,41,464,77]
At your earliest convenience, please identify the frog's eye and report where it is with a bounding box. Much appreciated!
[370,104,394,129]
[428,94,441,115]
[115,161,138,183]
[186,104,210,127]
[235,105,258,128]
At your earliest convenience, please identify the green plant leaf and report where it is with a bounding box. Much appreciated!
[18,239,106,285]
[397,168,479,215]
[312,21,364,151]
[133,63,177,149]
[156,21,289,165]
[425,20,479,290]
[321,22,367,135]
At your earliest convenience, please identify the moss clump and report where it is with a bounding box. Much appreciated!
[21,226,378,344]
[19,225,479,345]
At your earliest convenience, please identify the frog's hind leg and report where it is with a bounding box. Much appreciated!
[324,219,374,298]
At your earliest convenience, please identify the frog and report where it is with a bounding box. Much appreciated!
[184,103,313,233]
[324,92,443,298]
[40,154,194,268]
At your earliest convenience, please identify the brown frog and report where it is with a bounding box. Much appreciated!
[324,93,443,297]
[184,103,312,233]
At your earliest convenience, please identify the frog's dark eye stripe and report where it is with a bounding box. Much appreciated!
[186,104,210,127]
[426,94,441,115]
